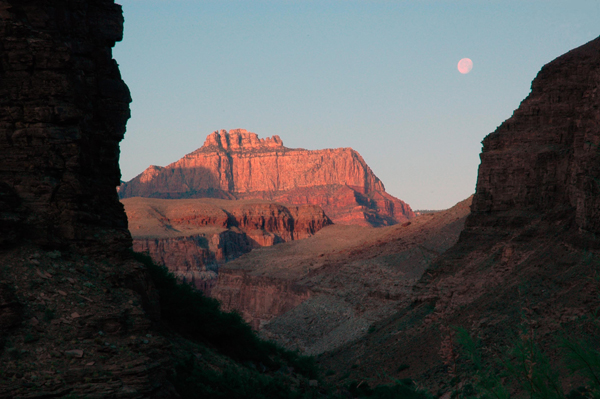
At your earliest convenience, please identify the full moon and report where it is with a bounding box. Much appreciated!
[457,58,473,74]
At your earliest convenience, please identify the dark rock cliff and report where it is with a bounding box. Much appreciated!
[320,36,600,391]
[471,36,600,232]
[0,2,176,397]
[0,0,131,251]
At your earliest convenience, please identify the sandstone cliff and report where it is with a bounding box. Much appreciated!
[0,0,131,251]
[319,36,600,391]
[123,197,331,291]
[119,129,414,227]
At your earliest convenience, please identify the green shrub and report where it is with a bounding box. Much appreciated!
[171,355,309,399]
[346,378,431,399]
[369,382,431,399]
[561,336,600,392]
[456,327,600,399]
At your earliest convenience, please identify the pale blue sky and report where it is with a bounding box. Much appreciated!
[114,0,599,210]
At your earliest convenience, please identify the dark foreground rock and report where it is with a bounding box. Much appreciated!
[0,2,173,397]
[0,0,131,252]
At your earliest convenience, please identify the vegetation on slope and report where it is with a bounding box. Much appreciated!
[444,323,600,399]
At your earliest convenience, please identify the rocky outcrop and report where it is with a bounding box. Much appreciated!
[123,197,331,290]
[0,282,21,331]
[0,0,132,251]
[119,129,414,226]
[319,36,600,391]
[0,246,172,398]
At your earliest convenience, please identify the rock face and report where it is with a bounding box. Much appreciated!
[319,36,600,391]
[0,246,173,399]
[0,0,132,251]
[119,129,414,227]
[123,197,331,291]
[0,282,21,331]
[211,197,471,347]
[0,2,176,397]
[472,37,600,232]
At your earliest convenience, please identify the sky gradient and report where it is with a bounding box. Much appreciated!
[114,0,599,210]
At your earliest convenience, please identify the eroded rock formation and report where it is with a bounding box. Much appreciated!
[119,129,414,227]
[214,271,312,330]
[0,0,132,251]
[123,197,331,291]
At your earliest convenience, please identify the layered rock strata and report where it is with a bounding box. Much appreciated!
[319,36,600,391]
[123,197,331,291]
[119,129,414,227]
[0,0,131,251]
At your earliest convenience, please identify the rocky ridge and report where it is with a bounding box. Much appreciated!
[0,247,170,398]
[123,197,331,291]
[319,35,600,392]
[119,129,414,227]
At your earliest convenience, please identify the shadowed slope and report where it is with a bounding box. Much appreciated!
[319,35,600,393]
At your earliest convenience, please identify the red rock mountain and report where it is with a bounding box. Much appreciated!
[119,129,414,226]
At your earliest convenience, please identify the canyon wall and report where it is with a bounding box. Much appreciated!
[0,2,176,397]
[119,129,414,227]
[471,37,600,232]
[214,270,312,330]
[123,197,331,291]
[320,36,600,391]
[0,0,131,251]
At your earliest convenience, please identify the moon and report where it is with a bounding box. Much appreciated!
[457,58,473,74]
